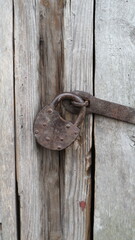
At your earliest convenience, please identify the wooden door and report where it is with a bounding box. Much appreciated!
[1,1,135,240]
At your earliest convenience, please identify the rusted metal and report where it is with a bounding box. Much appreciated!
[63,91,135,125]
[34,91,135,151]
[34,93,86,151]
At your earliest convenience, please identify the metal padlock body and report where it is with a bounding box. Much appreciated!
[34,105,80,150]
[34,93,86,151]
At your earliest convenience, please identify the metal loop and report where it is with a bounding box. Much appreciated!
[62,91,93,115]
[71,100,89,107]
[50,93,86,127]
[50,93,84,108]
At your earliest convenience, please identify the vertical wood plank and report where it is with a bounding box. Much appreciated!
[14,1,41,239]
[15,0,64,239]
[0,1,17,239]
[39,1,64,239]
[63,0,94,239]
[94,1,135,239]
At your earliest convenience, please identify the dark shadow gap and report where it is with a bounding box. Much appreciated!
[91,116,95,240]
[93,0,96,97]
[12,0,21,239]
[91,0,96,239]
[15,181,21,240]
[59,150,65,237]
[0,223,2,239]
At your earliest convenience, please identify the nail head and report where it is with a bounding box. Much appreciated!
[47,108,53,114]
[57,146,62,150]
[35,130,39,134]
[46,137,50,141]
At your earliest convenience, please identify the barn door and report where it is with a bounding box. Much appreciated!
[1,1,135,240]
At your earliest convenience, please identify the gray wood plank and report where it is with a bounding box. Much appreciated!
[63,0,94,239]
[0,1,17,239]
[14,1,42,239]
[14,0,63,239]
[94,1,135,240]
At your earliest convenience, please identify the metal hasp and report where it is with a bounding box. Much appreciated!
[63,91,135,125]
[34,91,135,151]
[34,93,86,151]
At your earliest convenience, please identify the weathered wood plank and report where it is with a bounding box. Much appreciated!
[14,1,42,239]
[15,0,63,239]
[94,1,135,239]
[0,1,17,239]
[39,1,64,239]
[63,0,94,239]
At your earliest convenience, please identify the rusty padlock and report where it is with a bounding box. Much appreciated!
[34,93,86,151]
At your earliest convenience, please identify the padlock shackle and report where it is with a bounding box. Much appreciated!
[50,92,84,108]
[50,92,86,127]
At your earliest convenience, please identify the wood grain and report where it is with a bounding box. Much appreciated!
[94,1,135,239]
[63,0,94,239]
[14,0,64,239]
[2,0,135,239]
[39,1,64,239]
[14,1,42,239]
[0,1,17,239]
